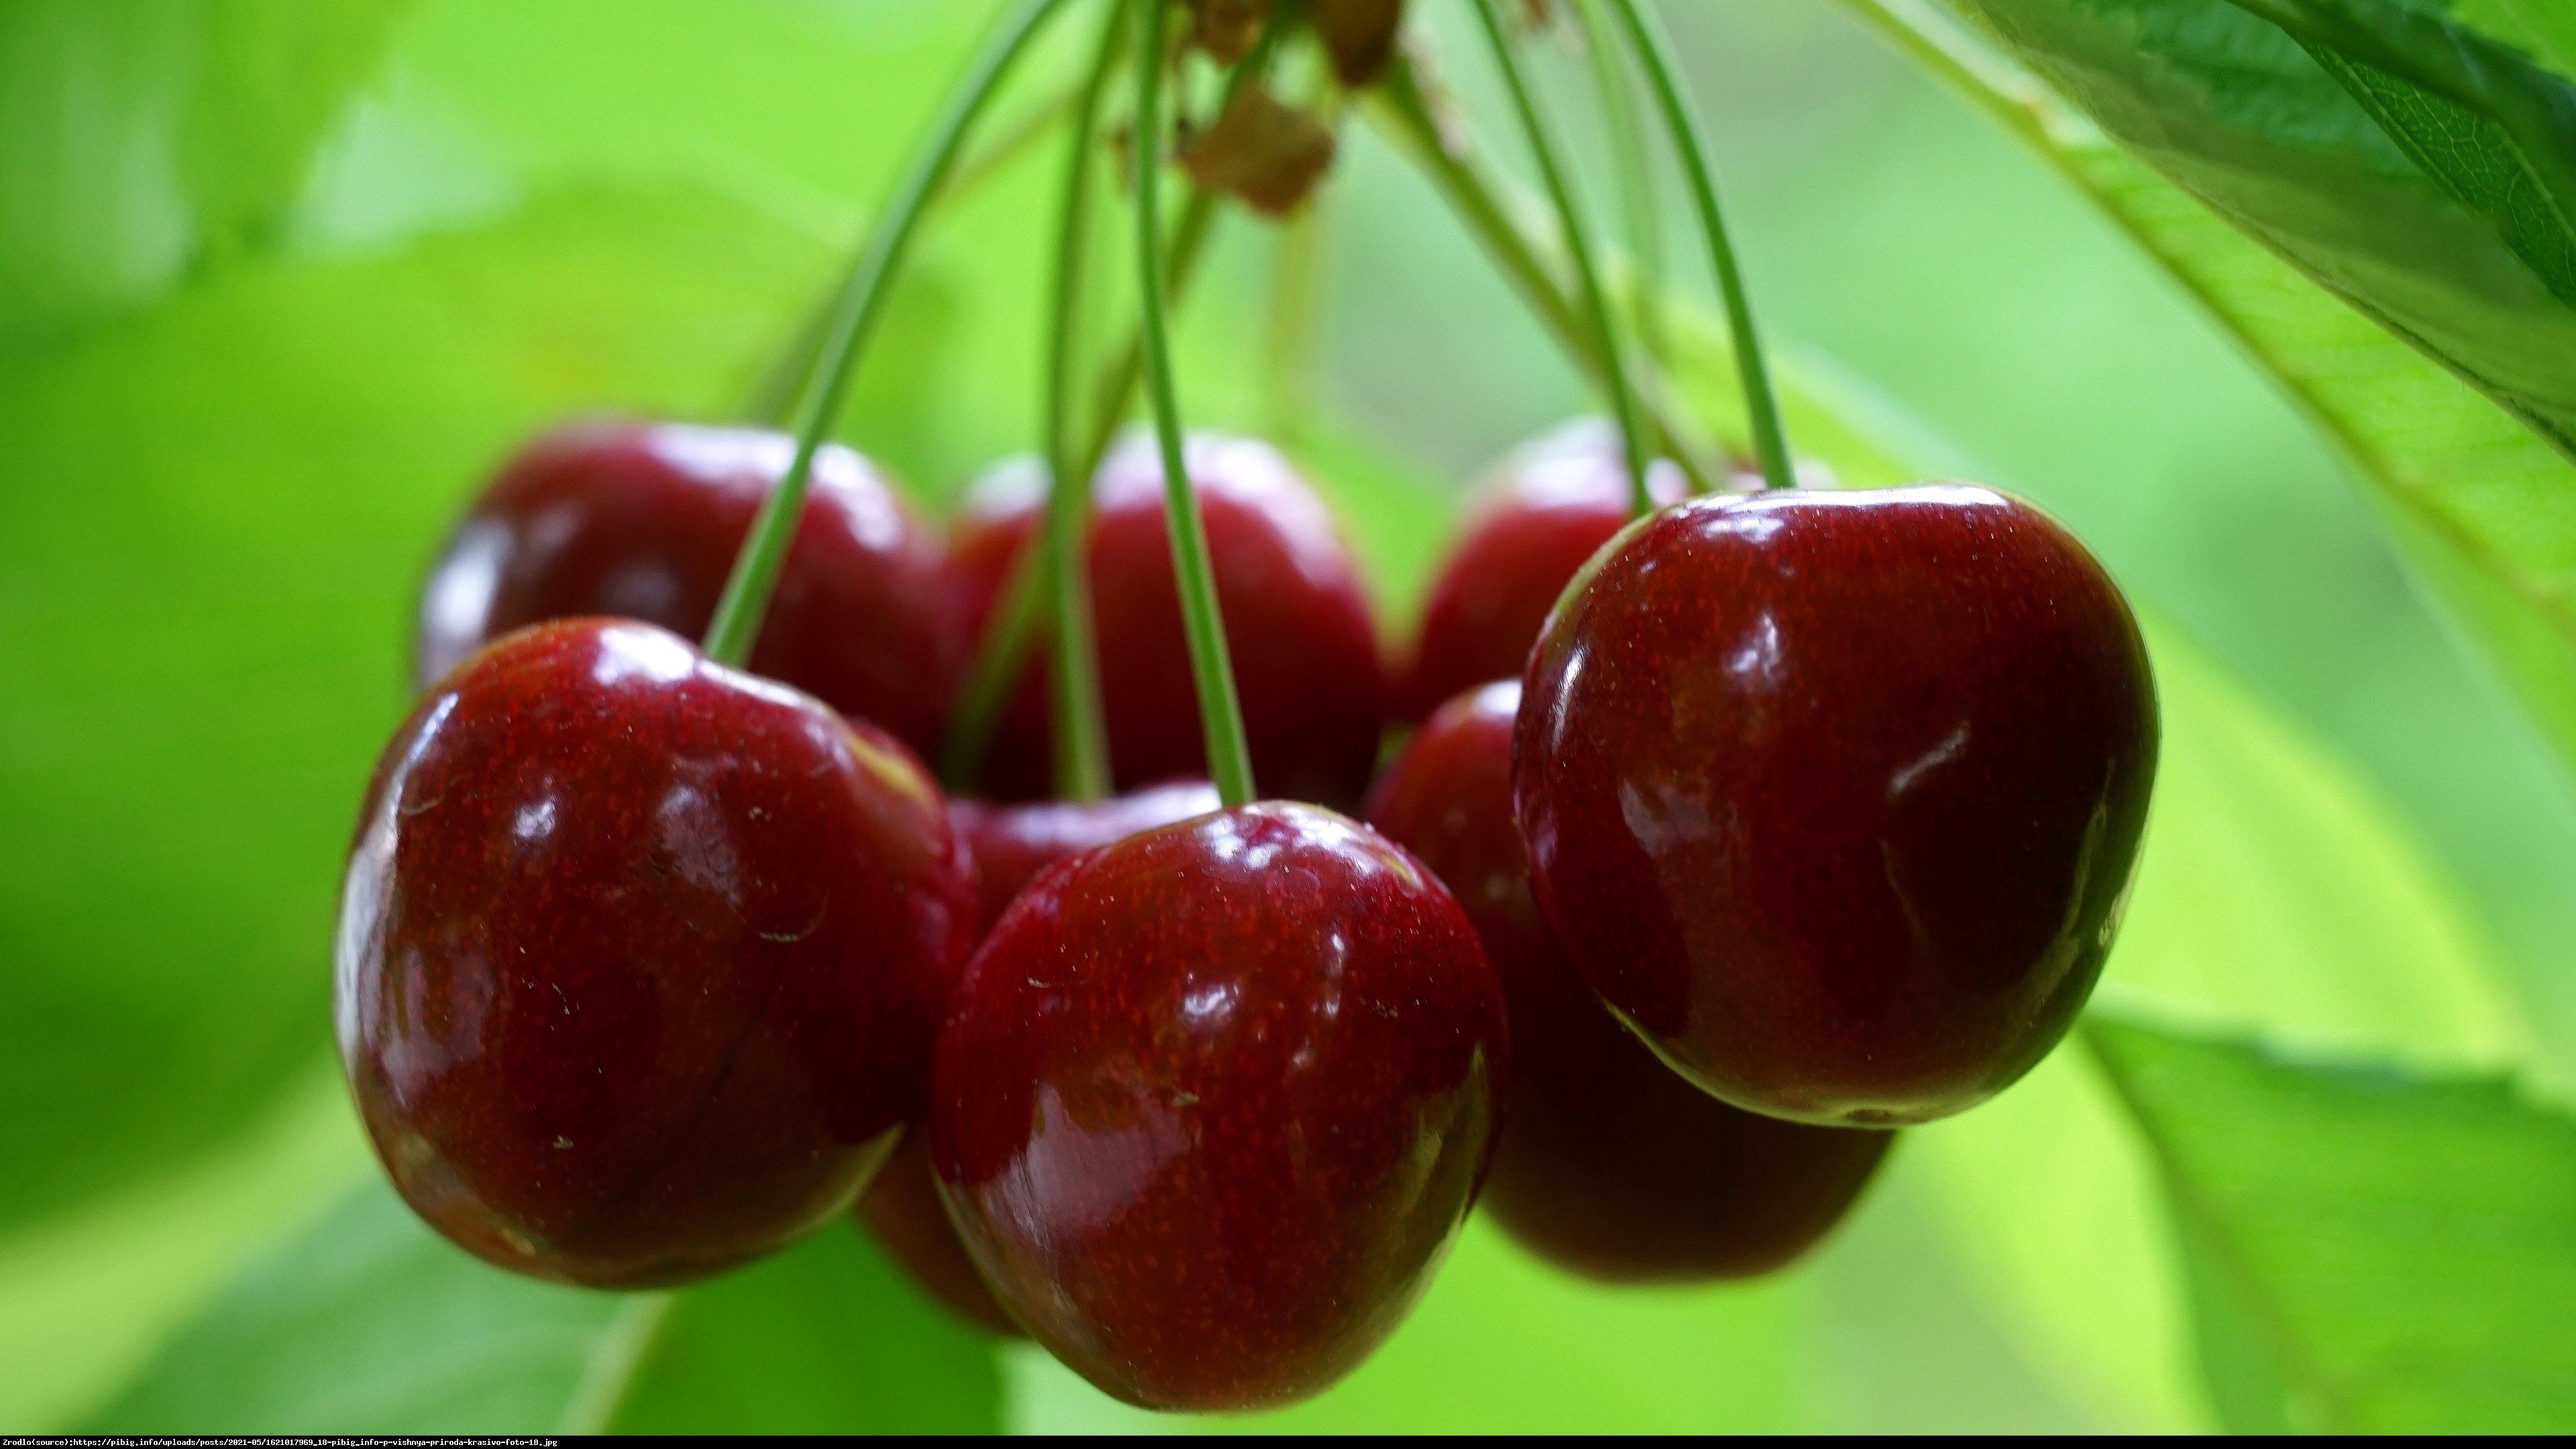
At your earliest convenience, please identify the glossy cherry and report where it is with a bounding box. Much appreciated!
[1516,487,2157,1126]
[337,619,973,1288]
[1370,681,1891,1279]
[853,779,1220,1335]
[947,435,1387,808]
[415,420,966,759]
[1398,419,1686,720]
[931,803,1507,1411]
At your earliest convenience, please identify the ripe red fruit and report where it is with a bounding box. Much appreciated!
[853,779,1220,1335]
[1399,420,1685,720]
[1369,681,1890,1281]
[1517,488,2157,1126]
[947,435,1387,808]
[931,803,1507,1411]
[949,780,1224,936]
[338,619,973,1287]
[416,420,965,759]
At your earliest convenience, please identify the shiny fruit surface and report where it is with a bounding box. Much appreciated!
[1369,682,1889,1281]
[1399,419,1684,720]
[949,780,1223,937]
[338,619,972,1287]
[415,420,965,757]
[1515,488,2157,1126]
[931,803,1506,1411]
[948,435,1385,808]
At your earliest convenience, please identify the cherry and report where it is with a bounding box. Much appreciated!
[947,435,1387,808]
[930,802,1507,1411]
[1397,419,1687,720]
[415,420,966,759]
[949,780,1224,938]
[1516,487,2157,1126]
[852,778,1221,1334]
[1368,681,1890,1280]
[337,618,973,1288]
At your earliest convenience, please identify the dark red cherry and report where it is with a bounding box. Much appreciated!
[1397,419,1687,720]
[949,779,1224,937]
[1368,681,1890,1280]
[338,619,973,1288]
[1516,487,2157,1126]
[947,435,1387,808]
[415,420,966,758]
[930,803,1507,1411]
[851,778,1220,1334]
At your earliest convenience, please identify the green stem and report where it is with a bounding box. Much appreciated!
[739,68,1093,430]
[941,28,1267,792]
[1607,0,1795,493]
[1041,0,1126,803]
[705,0,1070,665]
[1134,0,1256,806]
[937,187,1221,791]
[1575,0,1670,369]
[1472,0,1654,519]
[1370,50,1716,496]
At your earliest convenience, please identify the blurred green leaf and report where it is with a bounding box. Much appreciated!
[93,1181,1003,1435]
[0,0,411,347]
[2086,1010,2576,1432]
[1845,0,2576,779]
[2445,1,2576,83]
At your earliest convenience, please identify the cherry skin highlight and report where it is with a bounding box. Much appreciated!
[416,419,966,758]
[851,778,1219,1334]
[947,435,1387,808]
[337,619,973,1288]
[1370,680,1892,1279]
[1517,487,2157,1127]
[930,803,1507,1412]
[1397,419,1686,720]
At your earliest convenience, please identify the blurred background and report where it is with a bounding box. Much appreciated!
[5,0,2571,1433]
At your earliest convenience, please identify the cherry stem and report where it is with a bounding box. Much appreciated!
[1470,0,1655,521]
[1134,0,1256,807]
[1364,62,1717,490]
[941,23,1275,793]
[1040,0,1128,804]
[1606,0,1796,494]
[936,189,1222,792]
[1574,0,1670,371]
[739,81,1089,429]
[704,0,1070,668]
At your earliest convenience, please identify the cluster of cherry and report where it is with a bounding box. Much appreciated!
[338,413,2154,1411]
[331,0,2158,1417]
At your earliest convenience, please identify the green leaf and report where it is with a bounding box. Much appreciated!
[1836,0,2576,824]
[2086,1010,2576,1432]
[0,0,413,347]
[91,1181,1002,1435]
[1909,614,2528,1431]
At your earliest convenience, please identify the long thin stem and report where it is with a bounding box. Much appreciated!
[1134,0,1256,807]
[941,29,1267,792]
[1471,0,1654,520]
[705,0,1069,665]
[1574,0,1670,369]
[937,188,1220,790]
[1608,0,1795,493]
[1040,0,1126,803]
[738,80,1089,429]
[1370,48,1716,496]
